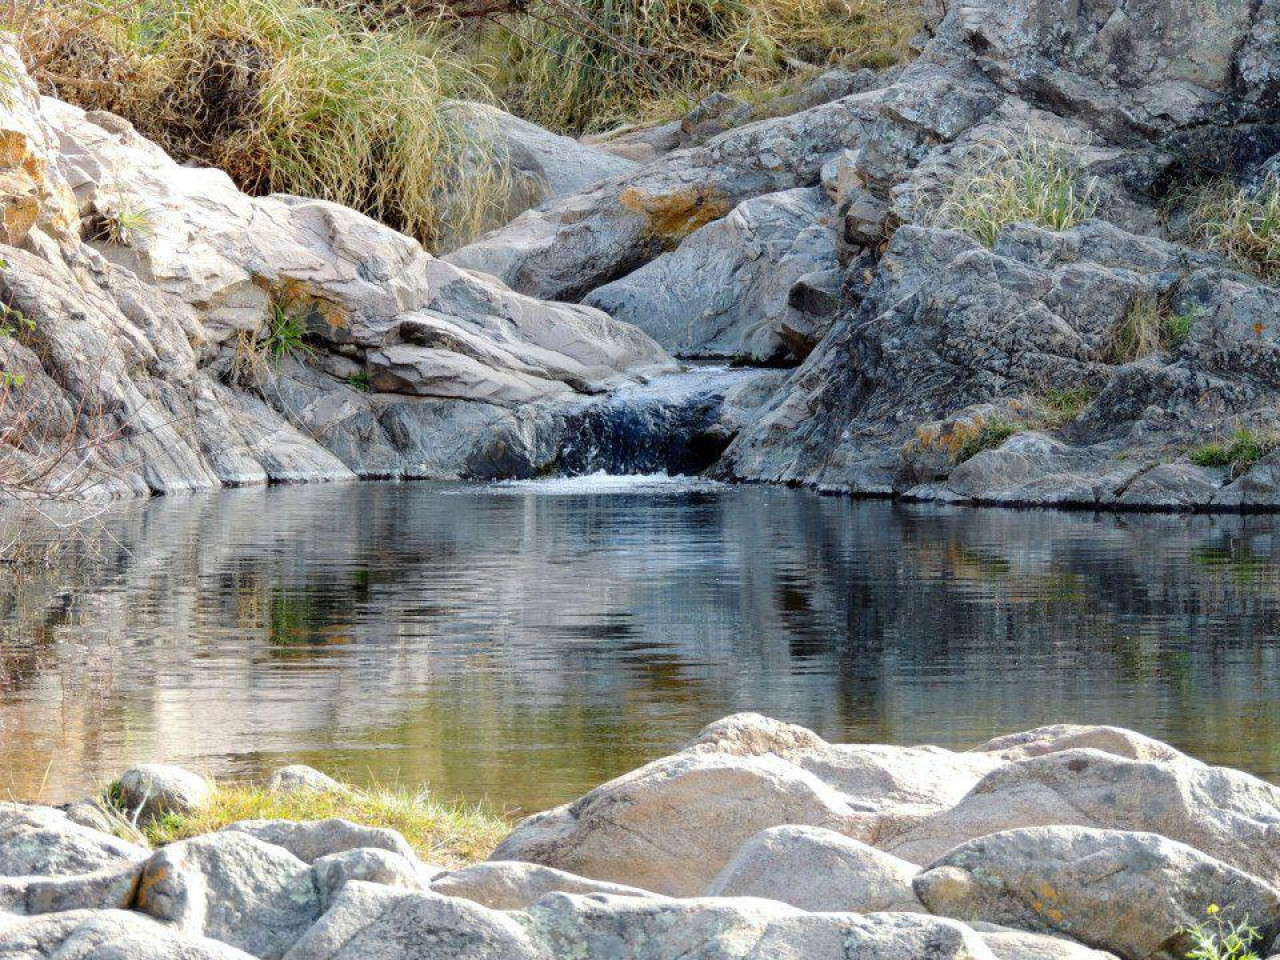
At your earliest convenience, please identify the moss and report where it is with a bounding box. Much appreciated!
[114,779,509,868]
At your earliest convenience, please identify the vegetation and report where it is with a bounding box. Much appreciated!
[1185,176,1280,281]
[1106,294,1195,364]
[1036,386,1098,426]
[1190,429,1276,478]
[345,371,371,392]
[935,137,1100,247]
[953,418,1021,464]
[1183,905,1262,960]
[262,301,311,363]
[110,779,509,868]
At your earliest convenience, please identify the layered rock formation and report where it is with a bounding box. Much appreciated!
[6,718,1280,959]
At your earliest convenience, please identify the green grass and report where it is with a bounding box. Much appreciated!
[345,371,371,392]
[262,302,310,363]
[1186,177,1280,281]
[1183,906,1262,960]
[954,419,1021,464]
[1190,429,1276,478]
[935,137,1100,247]
[110,779,509,868]
[1037,386,1098,426]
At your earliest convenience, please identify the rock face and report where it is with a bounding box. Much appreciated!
[5,719,1280,960]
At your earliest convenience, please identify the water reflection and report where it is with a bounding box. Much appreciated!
[3,480,1280,811]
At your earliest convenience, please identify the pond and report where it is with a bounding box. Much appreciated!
[3,476,1280,812]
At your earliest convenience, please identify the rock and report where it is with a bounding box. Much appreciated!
[286,882,998,960]
[0,805,148,878]
[0,909,257,959]
[0,864,141,918]
[681,712,828,757]
[978,927,1120,960]
[584,188,838,362]
[915,826,1280,960]
[489,751,866,896]
[706,825,924,913]
[114,765,211,824]
[263,766,350,797]
[429,861,658,910]
[445,89,887,301]
[312,848,434,910]
[877,748,1280,886]
[220,819,418,865]
[680,92,752,139]
[134,832,321,959]
[281,881,544,960]
[973,725,1191,764]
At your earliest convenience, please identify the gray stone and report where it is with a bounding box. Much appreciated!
[115,765,211,824]
[221,818,418,865]
[706,825,924,912]
[134,832,321,959]
[973,725,1192,764]
[263,766,349,797]
[0,909,256,959]
[0,805,147,878]
[312,848,433,910]
[978,927,1120,960]
[915,826,1280,960]
[429,861,658,910]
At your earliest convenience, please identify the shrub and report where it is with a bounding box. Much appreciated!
[480,0,920,133]
[1186,176,1280,281]
[121,779,509,867]
[1190,429,1276,478]
[1183,905,1262,960]
[1106,294,1195,364]
[9,0,498,252]
[935,137,1100,247]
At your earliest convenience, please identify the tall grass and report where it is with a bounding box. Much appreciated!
[935,137,1100,247]
[9,0,499,251]
[485,0,920,132]
[1185,176,1280,281]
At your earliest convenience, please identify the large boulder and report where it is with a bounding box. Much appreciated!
[429,861,658,910]
[915,826,1280,960]
[220,819,418,865]
[0,909,256,959]
[114,765,211,824]
[311,848,434,910]
[489,751,867,896]
[584,188,838,362]
[876,748,1280,886]
[0,805,148,878]
[133,832,322,959]
[706,825,924,912]
[263,767,349,797]
[0,864,140,918]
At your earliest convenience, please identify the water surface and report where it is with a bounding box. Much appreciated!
[3,477,1280,810]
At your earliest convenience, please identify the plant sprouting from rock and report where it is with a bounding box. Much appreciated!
[1107,294,1195,364]
[1183,905,1262,960]
[934,136,1100,247]
[1190,430,1277,479]
[1187,177,1280,281]
[953,419,1021,464]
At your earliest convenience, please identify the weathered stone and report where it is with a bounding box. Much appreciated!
[263,766,349,797]
[706,825,924,912]
[0,805,147,878]
[312,848,433,910]
[134,832,321,959]
[115,765,211,824]
[915,826,1280,960]
[977,926,1121,960]
[973,725,1191,765]
[681,712,827,757]
[0,909,256,960]
[429,861,658,910]
[221,819,417,865]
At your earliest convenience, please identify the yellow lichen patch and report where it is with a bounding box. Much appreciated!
[620,184,732,246]
[133,864,168,910]
[276,278,348,331]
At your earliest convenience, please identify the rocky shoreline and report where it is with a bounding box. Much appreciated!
[3,0,1280,511]
[3,715,1279,959]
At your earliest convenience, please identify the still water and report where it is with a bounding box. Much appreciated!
[3,476,1280,811]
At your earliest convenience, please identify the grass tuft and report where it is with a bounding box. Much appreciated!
[1106,294,1196,364]
[1037,386,1098,426]
[935,137,1100,247]
[1190,429,1277,479]
[953,419,1021,464]
[1185,176,1280,281]
[113,779,509,868]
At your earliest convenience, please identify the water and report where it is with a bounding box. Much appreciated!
[4,478,1280,812]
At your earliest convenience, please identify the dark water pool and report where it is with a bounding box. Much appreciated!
[3,476,1280,811]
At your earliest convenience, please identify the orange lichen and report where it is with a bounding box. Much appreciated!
[620,184,732,246]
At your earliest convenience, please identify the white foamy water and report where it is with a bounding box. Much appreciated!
[487,471,723,495]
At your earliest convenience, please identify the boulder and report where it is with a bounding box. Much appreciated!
[978,927,1120,960]
[220,819,418,865]
[489,751,866,896]
[429,861,658,910]
[114,765,211,824]
[0,805,148,878]
[263,766,350,797]
[915,826,1280,960]
[584,188,838,362]
[0,864,141,917]
[312,848,434,910]
[134,832,322,959]
[706,825,923,912]
[877,748,1280,886]
[0,909,256,959]
[973,725,1191,765]
[681,712,827,757]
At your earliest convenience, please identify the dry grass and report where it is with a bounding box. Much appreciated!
[477,0,920,133]
[935,137,1100,247]
[7,0,501,252]
[1185,176,1280,280]
[120,780,510,868]
[1106,294,1196,364]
